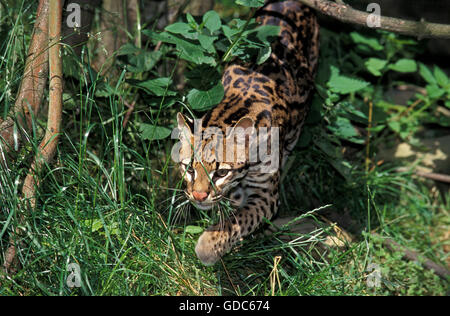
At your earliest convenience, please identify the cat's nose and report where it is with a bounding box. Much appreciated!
[192,191,208,202]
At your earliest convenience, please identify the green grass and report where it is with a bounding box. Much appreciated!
[0,0,449,295]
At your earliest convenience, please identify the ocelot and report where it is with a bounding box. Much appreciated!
[175,0,319,265]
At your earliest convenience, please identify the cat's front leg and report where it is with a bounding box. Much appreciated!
[195,174,279,265]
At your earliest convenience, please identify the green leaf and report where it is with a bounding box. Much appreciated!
[327,116,364,144]
[185,225,204,234]
[127,77,176,96]
[328,65,369,94]
[255,25,280,43]
[388,59,417,73]
[143,30,215,65]
[365,58,387,76]
[203,11,221,33]
[185,64,222,89]
[256,45,271,65]
[418,63,436,85]
[235,0,265,7]
[186,13,198,28]
[140,124,172,140]
[198,33,217,53]
[433,66,449,87]
[426,84,445,99]
[82,219,104,233]
[165,22,192,35]
[350,32,383,51]
[95,81,115,97]
[187,81,224,111]
[117,43,140,56]
[127,50,163,72]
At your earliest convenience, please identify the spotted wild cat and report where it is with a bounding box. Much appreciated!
[175,1,319,265]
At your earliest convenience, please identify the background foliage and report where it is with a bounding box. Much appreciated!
[0,0,448,295]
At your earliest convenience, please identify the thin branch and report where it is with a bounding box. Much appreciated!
[0,0,49,159]
[298,0,450,39]
[396,167,450,184]
[374,233,450,281]
[3,0,63,275]
[22,0,63,208]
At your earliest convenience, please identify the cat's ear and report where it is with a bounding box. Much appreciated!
[177,112,194,140]
[234,117,254,132]
[230,117,255,147]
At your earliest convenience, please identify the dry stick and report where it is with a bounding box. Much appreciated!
[373,233,450,281]
[22,0,63,207]
[297,0,450,39]
[365,100,373,173]
[396,167,450,184]
[3,0,63,274]
[0,0,49,160]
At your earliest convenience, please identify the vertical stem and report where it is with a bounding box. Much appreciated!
[22,0,63,206]
[365,101,373,173]
[0,0,49,158]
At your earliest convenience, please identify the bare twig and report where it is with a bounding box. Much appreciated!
[22,0,63,207]
[122,96,138,128]
[0,0,49,159]
[396,167,450,184]
[3,0,63,275]
[374,233,450,281]
[298,0,450,39]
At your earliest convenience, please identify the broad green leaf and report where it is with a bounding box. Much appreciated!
[185,225,203,234]
[350,32,383,51]
[127,50,162,72]
[186,13,198,28]
[327,116,364,144]
[388,59,417,73]
[143,30,214,65]
[185,64,222,89]
[434,66,449,87]
[340,101,368,124]
[187,82,224,111]
[203,11,221,33]
[198,33,217,53]
[255,25,280,43]
[426,84,445,99]
[127,77,176,96]
[418,63,436,85]
[165,22,192,35]
[222,25,239,41]
[256,45,271,64]
[140,124,172,140]
[328,65,369,94]
[365,58,387,76]
[82,219,104,233]
[117,43,140,56]
[235,0,265,7]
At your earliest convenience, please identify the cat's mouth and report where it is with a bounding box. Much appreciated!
[186,192,222,210]
[192,201,215,210]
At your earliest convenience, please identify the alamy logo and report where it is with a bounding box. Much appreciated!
[66,3,81,28]
[66,263,81,288]
[171,119,280,174]
[366,263,381,288]
[366,3,381,28]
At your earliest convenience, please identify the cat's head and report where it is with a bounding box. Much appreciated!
[175,112,255,210]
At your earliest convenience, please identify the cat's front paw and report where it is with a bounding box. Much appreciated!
[195,230,227,266]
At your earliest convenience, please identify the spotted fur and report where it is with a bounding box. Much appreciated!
[176,1,319,265]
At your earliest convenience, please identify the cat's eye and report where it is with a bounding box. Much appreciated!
[182,163,194,175]
[214,169,230,178]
